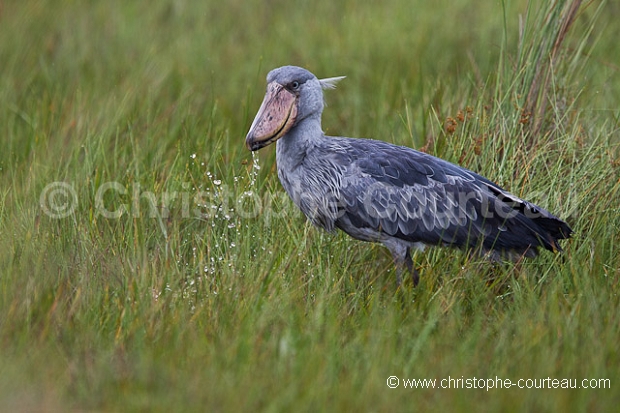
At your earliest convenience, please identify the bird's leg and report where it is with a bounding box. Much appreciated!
[395,267,404,287]
[403,247,420,286]
[386,242,420,287]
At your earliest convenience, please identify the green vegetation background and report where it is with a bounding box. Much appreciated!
[0,0,618,411]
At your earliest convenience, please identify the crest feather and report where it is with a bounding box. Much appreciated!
[319,76,346,90]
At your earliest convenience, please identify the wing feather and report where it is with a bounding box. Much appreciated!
[324,137,571,255]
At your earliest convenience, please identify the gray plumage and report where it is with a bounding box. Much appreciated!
[246,65,573,285]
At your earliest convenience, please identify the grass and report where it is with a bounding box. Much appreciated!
[1,0,619,411]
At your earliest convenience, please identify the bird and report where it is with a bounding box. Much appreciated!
[245,65,573,285]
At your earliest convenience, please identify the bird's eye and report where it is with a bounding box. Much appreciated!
[290,81,300,90]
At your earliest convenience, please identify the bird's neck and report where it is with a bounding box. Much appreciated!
[276,114,323,168]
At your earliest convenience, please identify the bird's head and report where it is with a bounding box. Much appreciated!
[245,66,345,151]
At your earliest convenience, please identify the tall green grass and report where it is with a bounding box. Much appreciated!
[0,0,618,411]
